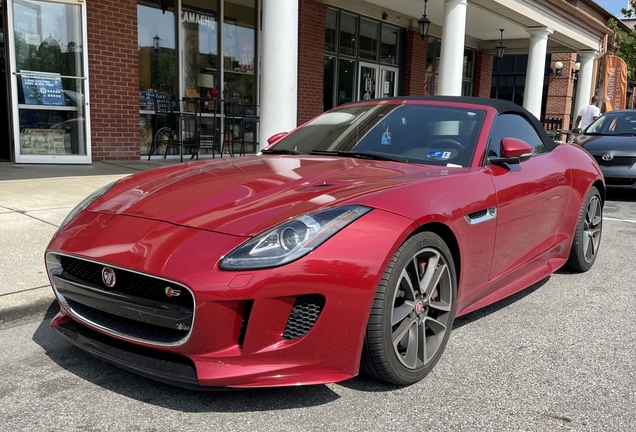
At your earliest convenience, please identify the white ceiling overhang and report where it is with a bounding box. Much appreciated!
[327,0,607,53]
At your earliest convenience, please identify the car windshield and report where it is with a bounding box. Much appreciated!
[585,112,636,135]
[267,103,487,167]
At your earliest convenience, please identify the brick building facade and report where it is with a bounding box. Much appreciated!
[1,0,628,163]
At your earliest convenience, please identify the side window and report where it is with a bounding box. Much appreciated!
[486,113,547,158]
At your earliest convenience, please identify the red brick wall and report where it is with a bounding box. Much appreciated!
[87,0,139,161]
[545,53,577,130]
[298,0,327,125]
[473,52,493,98]
[403,31,427,95]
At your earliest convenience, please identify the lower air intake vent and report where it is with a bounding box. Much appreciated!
[283,295,325,340]
[237,301,253,346]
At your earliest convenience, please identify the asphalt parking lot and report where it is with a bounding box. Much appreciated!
[1,184,635,431]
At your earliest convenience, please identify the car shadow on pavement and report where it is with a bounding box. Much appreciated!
[452,276,550,329]
[606,189,636,202]
[31,312,341,412]
[336,277,551,393]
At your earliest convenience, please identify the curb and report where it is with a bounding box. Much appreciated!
[0,292,59,330]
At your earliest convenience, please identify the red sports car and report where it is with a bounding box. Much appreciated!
[46,97,604,389]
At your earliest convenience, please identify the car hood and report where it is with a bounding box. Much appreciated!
[573,134,636,153]
[90,155,464,236]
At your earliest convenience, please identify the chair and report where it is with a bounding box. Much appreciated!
[148,91,176,160]
[162,98,202,162]
[198,98,222,158]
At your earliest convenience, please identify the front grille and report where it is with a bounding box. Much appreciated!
[283,295,325,340]
[605,177,636,186]
[61,256,192,308]
[66,298,187,344]
[52,254,194,346]
[594,156,636,166]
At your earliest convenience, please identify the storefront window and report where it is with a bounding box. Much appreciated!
[223,0,256,105]
[425,38,474,97]
[138,1,176,95]
[324,7,403,111]
[13,0,87,157]
[339,13,357,57]
[359,19,378,61]
[491,54,551,116]
[325,8,337,53]
[380,26,398,65]
[181,0,219,100]
[424,37,440,95]
[338,59,355,105]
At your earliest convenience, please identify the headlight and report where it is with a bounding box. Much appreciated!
[57,180,119,233]
[219,205,372,270]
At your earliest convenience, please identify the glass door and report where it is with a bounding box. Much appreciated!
[358,62,378,101]
[379,66,399,98]
[8,0,90,163]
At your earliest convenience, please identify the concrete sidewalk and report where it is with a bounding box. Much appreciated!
[0,159,189,329]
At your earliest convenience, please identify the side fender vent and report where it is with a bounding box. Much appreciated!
[283,295,325,340]
[464,207,497,225]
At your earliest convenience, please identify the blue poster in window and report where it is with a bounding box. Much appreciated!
[21,72,65,106]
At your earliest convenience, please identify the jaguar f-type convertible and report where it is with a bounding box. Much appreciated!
[46,97,604,389]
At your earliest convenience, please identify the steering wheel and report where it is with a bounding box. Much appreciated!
[428,138,464,151]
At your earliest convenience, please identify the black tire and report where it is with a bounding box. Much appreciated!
[565,186,603,272]
[361,232,457,385]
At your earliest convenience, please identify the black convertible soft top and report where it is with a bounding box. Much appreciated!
[357,95,558,152]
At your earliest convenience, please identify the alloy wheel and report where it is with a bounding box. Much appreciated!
[391,247,453,369]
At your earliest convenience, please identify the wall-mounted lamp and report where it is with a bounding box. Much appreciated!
[153,35,161,52]
[554,61,563,76]
[572,62,580,79]
[418,0,431,40]
[496,29,506,59]
[158,0,170,14]
[382,12,388,20]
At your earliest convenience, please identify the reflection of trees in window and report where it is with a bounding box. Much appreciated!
[15,33,77,76]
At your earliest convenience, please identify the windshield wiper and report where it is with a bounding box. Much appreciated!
[261,148,306,155]
[310,150,406,162]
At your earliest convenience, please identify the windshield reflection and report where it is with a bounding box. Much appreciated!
[270,103,486,167]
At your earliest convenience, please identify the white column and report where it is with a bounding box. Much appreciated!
[437,0,467,96]
[522,27,553,119]
[573,51,598,128]
[260,0,298,147]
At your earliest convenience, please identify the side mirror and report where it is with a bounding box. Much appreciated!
[488,137,533,165]
[267,132,288,145]
[570,128,582,136]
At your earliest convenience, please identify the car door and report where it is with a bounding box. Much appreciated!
[485,113,570,280]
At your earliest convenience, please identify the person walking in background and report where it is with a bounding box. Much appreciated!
[575,96,601,130]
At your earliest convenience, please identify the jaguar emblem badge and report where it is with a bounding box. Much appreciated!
[165,287,181,297]
[101,267,116,288]
[602,154,614,161]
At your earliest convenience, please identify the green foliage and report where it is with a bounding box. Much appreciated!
[607,18,636,81]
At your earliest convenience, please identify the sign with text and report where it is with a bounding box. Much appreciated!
[20,72,65,106]
[604,56,628,112]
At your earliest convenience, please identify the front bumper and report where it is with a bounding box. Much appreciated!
[593,156,636,188]
[47,209,415,388]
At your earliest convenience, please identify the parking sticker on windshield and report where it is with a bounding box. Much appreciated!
[381,129,392,145]
[427,150,452,159]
